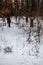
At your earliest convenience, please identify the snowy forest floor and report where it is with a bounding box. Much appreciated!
[0,17,43,65]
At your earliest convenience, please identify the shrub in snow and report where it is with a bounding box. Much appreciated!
[3,46,13,54]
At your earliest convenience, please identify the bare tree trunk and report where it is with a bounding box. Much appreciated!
[7,17,11,27]
[30,17,34,27]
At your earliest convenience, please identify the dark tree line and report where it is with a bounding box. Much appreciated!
[0,0,43,27]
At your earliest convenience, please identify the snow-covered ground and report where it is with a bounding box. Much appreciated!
[0,17,43,65]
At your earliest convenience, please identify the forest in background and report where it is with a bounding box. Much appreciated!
[0,0,43,27]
